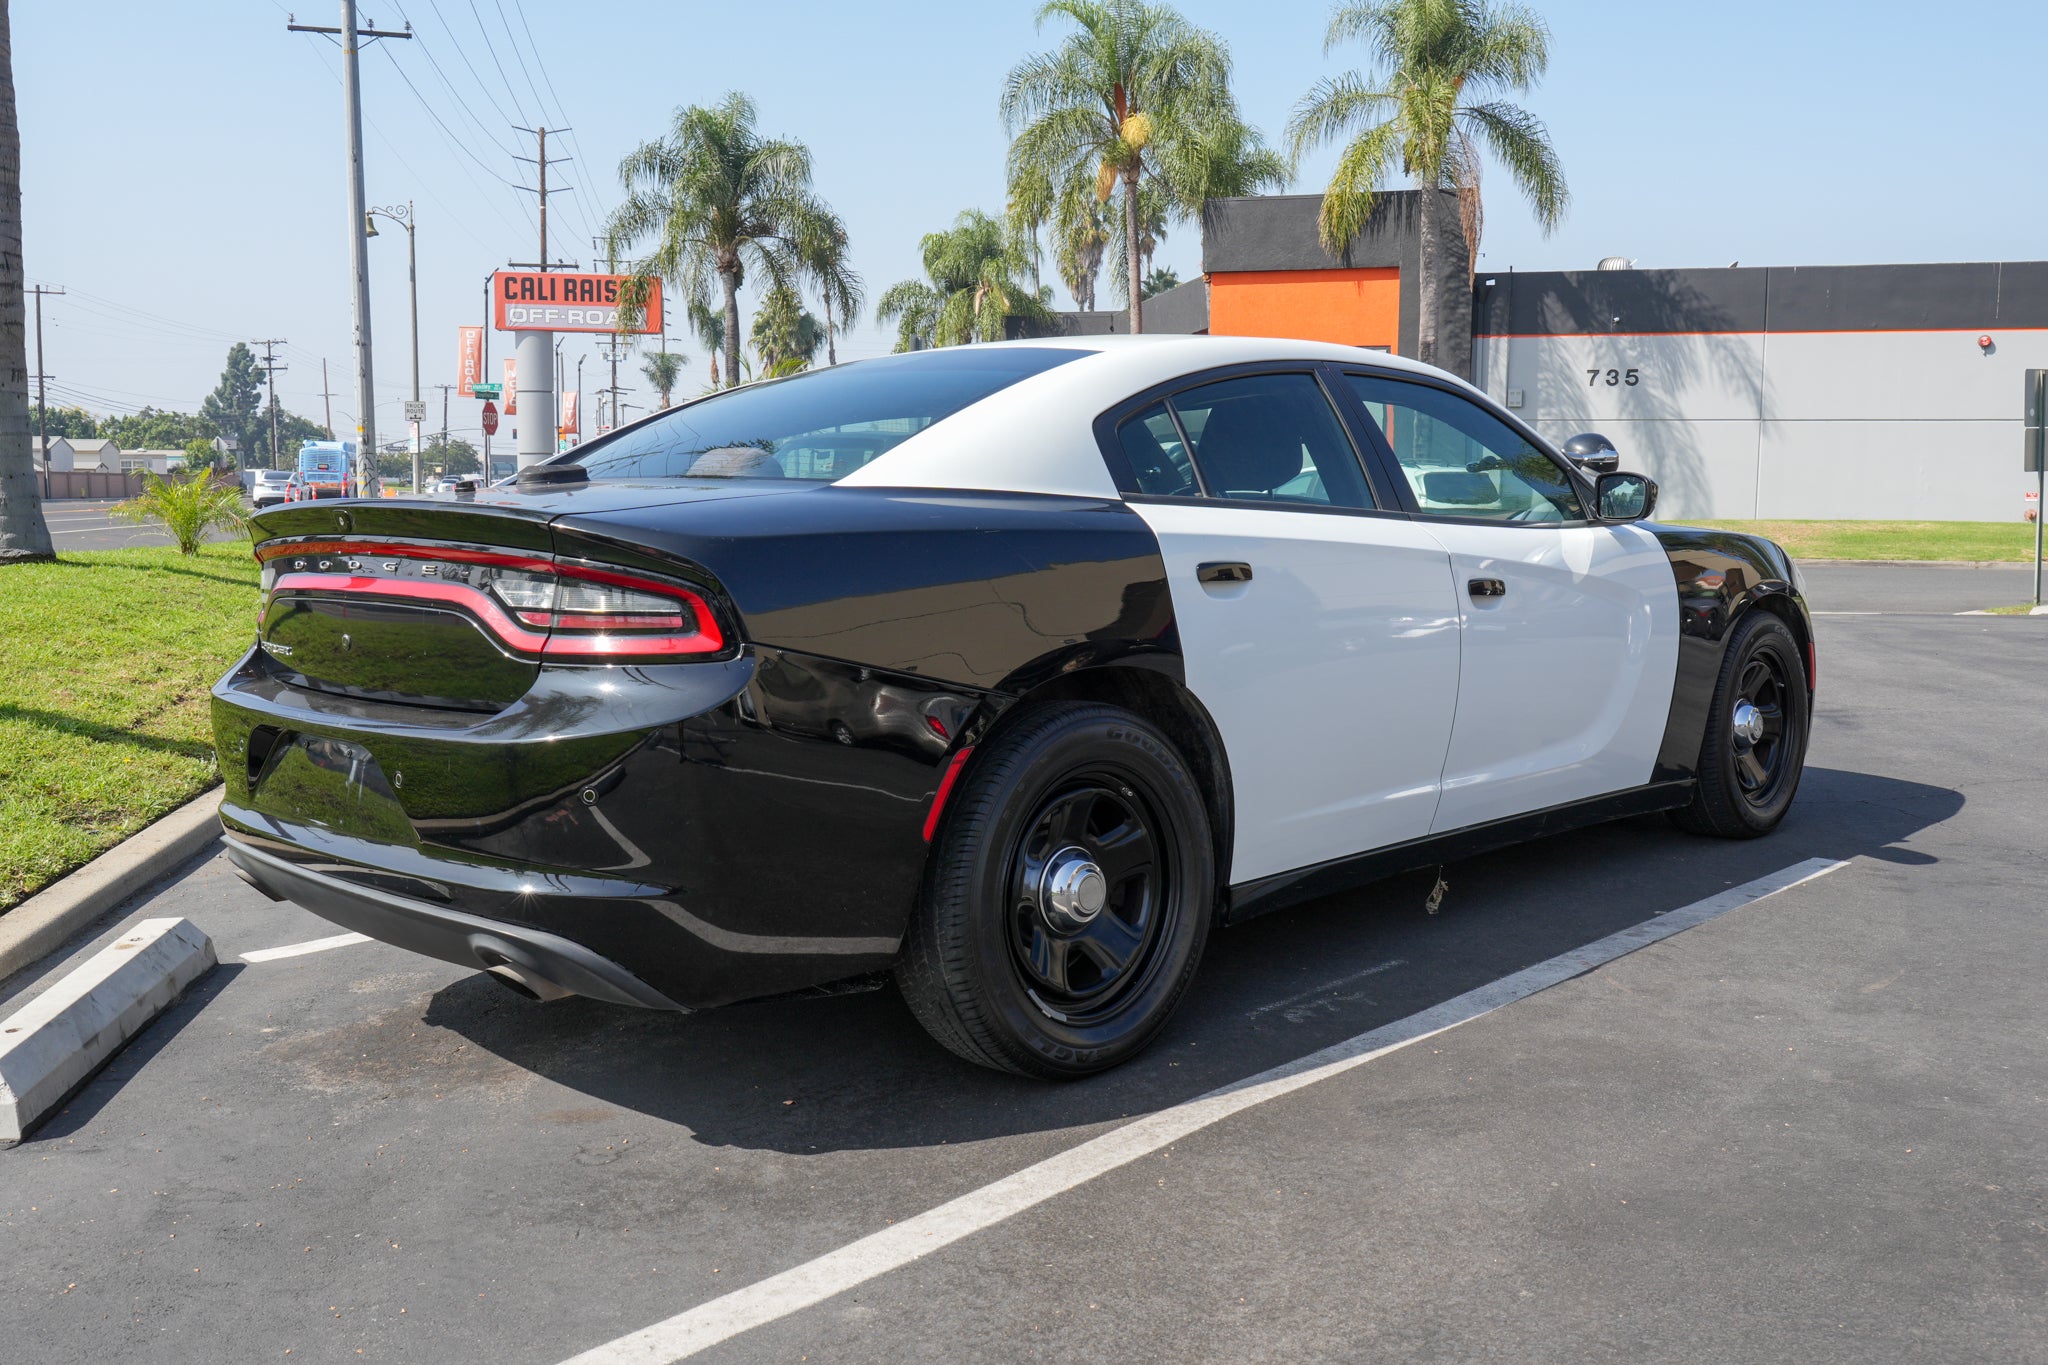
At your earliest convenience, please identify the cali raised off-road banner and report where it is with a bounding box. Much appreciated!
[492,272,663,334]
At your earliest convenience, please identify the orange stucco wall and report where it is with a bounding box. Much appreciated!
[1207,268,1401,350]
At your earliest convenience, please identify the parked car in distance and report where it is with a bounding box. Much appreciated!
[215,337,1815,1078]
[249,469,293,509]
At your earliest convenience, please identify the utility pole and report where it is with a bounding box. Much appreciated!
[435,383,455,454]
[288,5,410,486]
[509,127,574,470]
[320,358,335,438]
[28,285,63,499]
[574,354,585,446]
[253,340,289,470]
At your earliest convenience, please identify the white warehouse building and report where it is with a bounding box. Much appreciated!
[1470,261,2047,521]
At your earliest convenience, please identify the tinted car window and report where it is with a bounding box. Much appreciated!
[570,347,1086,481]
[1344,374,1583,522]
[1170,373,1373,508]
[1116,402,1199,497]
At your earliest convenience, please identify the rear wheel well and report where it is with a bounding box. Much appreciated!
[985,666,1234,906]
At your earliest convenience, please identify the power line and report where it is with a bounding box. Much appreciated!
[461,0,531,124]
[388,2,521,158]
[504,0,604,243]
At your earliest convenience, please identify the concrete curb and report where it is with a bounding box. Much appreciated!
[0,917,217,1143]
[0,789,223,987]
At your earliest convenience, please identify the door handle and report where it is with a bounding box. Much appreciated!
[1198,561,1253,585]
[1467,577,1507,599]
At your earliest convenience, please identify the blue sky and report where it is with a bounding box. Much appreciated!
[15,0,2046,444]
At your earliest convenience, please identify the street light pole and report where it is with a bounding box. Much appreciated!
[367,202,419,491]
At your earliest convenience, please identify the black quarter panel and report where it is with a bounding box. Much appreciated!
[1647,524,1813,781]
[553,485,1179,695]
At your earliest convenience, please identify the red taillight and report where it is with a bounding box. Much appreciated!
[255,539,725,660]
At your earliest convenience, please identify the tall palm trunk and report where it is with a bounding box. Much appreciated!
[1123,166,1144,335]
[1415,182,1443,368]
[0,0,53,563]
[719,266,742,389]
[823,294,837,366]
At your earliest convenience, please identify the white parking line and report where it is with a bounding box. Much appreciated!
[1246,957,1406,1018]
[239,932,370,963]
[555,856,1850,1365]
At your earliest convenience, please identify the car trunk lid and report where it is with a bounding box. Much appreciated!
[252,484,781,709]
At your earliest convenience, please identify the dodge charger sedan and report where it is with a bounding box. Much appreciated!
[214,337,1814,1077]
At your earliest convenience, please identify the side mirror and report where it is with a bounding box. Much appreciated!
[1563,432,1621,475]
[1596,471,1657,523]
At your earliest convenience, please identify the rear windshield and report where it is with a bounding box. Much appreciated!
[566,347,1086,481]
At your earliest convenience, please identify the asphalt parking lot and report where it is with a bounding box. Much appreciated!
[3,565,2043,1364]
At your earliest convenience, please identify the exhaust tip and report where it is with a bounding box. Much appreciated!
[478,953,574,1003]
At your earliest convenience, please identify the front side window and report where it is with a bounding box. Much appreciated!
[570,347,1086,481]
[1121,372,1373,509]
[1344,374,1583,522]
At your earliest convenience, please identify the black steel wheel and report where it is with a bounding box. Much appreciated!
[897,702,1213,1078]
[1671,610,1810,838]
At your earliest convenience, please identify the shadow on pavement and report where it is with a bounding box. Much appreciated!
[411,765,1957,1156]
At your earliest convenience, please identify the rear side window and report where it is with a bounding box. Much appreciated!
[1116,402,1199,497]
[1168,373,1374,509]
[570,347,1086,481]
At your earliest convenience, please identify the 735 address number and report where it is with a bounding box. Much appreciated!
[1587,368,1641,387]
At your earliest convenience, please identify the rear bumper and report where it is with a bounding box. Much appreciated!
[225,838,684,1010]
[211,643,974,1008]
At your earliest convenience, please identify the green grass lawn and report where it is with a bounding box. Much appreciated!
[1689,520,2039,561]
[0,541,259,913]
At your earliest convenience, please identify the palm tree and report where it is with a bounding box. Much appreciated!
[686,298,726,389]
[1003,0,1286,334]
[1288,0,1567,367]
[1055,198,1111,311]
[750,282,824,376]
[603,92,838,389]
[876,210,1052,351]
[798,212,864,366]
[640,349,687,409]
[0,1,53,563]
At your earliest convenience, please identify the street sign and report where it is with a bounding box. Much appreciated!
[403,399,426,423]
[481,401,500,436]
[470,382,503,399]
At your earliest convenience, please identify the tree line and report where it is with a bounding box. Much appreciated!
[601,0,1566,375]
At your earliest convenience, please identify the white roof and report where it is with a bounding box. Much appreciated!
[840,336,1466,499]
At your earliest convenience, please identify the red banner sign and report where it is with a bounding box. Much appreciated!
[491,271,663,334]
[456,325,484,397]
[502,358,517,416]
[558,390,578,438]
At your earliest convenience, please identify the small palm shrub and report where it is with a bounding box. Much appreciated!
[111,470,249,556]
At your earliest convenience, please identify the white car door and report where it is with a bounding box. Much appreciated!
[1336,372,1679,833]
[1111,369,1464,885]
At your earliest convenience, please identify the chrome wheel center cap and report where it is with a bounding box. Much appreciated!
[1731,700,1765,748]
[1042,846,1107,930]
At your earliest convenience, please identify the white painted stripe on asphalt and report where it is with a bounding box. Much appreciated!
[240,932,370,963]
[555,856,1850,1365]
[1246,957,1406,1018]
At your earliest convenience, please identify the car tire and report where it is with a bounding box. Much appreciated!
[896,702,1214,1079]
[1670,610,1810,839]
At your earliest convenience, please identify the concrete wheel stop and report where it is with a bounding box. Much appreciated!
[0,917,217,1145]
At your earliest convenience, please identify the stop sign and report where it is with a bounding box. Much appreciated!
[481,400,500,436]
